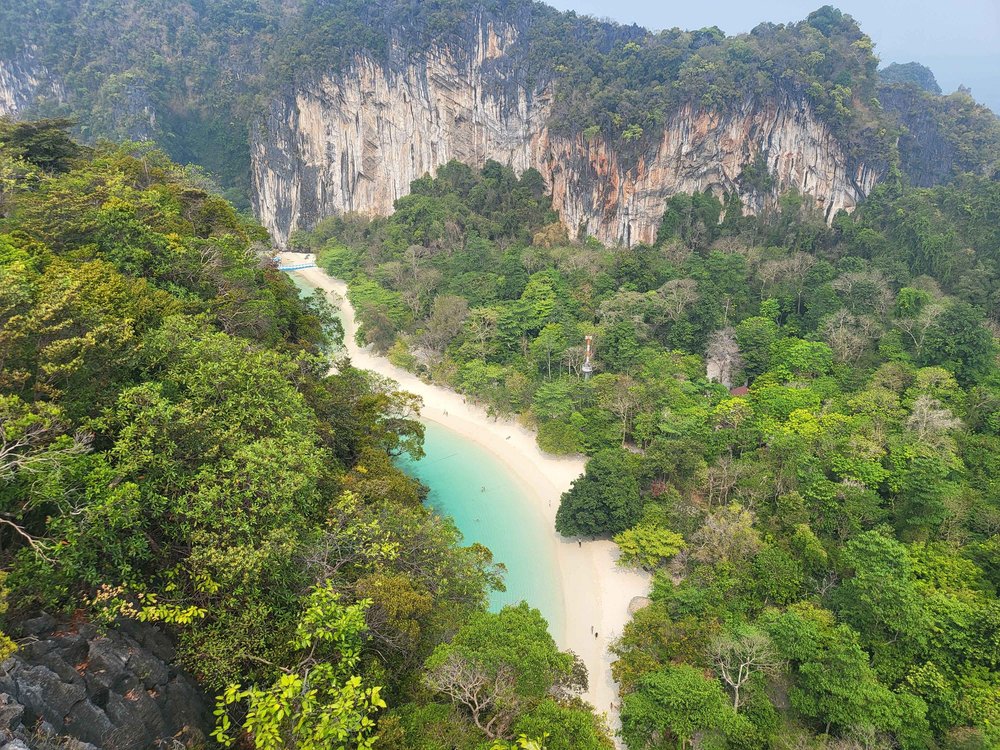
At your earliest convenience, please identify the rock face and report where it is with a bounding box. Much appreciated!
[0,57,152,142]
[879,85,958,188]
[1,19,883,248]
[252,20,881,247]
[0,618,210,750]
[251,21,550,246]
[0,56,53,119]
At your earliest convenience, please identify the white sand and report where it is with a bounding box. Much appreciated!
[283,253,650,737]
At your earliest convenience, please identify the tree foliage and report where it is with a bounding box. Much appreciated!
[0,124,611,750]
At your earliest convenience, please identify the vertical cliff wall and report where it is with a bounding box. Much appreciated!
[3,23,883,248]
[251,21,552,245]
[543,98,881,246]
[0,55,53,118]
[251,23,881,247]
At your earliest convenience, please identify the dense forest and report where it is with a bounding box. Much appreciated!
[0,120,612,749]
[2,1,998,205]
[291,154,1000,748]
[3,2,1000,749]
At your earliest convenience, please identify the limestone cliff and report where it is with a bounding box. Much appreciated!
[1,18,884,248]
[252,21,881,247]
[1,55,156,144]
[0,55,58,119]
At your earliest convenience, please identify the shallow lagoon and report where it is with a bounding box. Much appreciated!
[396,420,565,634]
[291,271,566,634]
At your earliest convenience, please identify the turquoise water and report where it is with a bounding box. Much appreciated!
[290,273,315,294]
[396,421,565,634]
[290,270,565,634]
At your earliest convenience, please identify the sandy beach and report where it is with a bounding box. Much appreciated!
[283,253,651,736]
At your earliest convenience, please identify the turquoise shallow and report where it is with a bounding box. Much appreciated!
[291,270,565,635]
[395,420,565,635]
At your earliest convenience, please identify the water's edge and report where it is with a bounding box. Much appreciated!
[291,272,567,635]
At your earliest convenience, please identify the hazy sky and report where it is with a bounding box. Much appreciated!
[546,0,1000,113]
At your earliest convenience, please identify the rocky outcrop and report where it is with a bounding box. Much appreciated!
[541,98,880,247]
[0,55,152,142]
[251,20,882,247]
[0,617,210,750]
[0,57,49,119]
[879,85,964,187]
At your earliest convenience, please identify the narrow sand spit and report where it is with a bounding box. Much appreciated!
[284,253,650,737]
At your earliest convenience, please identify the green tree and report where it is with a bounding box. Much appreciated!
[513,700,612,750]
[614,524,685,570]
[555,450,641,537]
[620,664,747,749]
[764,603,929,742]
[734,316,780,379]
[922,301,996,382]
[214,584,385,750]
[833,531,931,669]
[423,603,578,740]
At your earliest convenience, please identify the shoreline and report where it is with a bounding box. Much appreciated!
[284,254,651,737]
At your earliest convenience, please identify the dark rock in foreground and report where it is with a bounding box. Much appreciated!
[0,619,210,750]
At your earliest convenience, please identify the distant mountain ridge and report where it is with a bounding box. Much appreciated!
[2,1,997,244]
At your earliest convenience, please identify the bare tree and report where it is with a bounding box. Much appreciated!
[754,253,816,311]
[656,278,700,322]
[598,374,642,447]
[906,395,962,443]
[1,404,92,560]
[821,309,881,364]
[703,456,745,507]
[659,239,692,266]
[894,302,944,357]
[711,629,783,710]
[784,252,817,313]
[756,257,787,299]
[690,504,761,565]
[562,344,585,377]
[420,295,469,354]
[831,270,893,317]
[424,653,519,739]
[706,328,743,388]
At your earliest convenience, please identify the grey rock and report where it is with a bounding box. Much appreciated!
[15,665,86,723]
[123,646,168,690]
[17,615,54,638]
[1,739,31,750]
[85,638,129,690]
[30,650,84,688]
[0,622,210,750]
[62,699,114,747]
[120,622,174,664]
[0,693,23,731]
[627,596,652,615]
